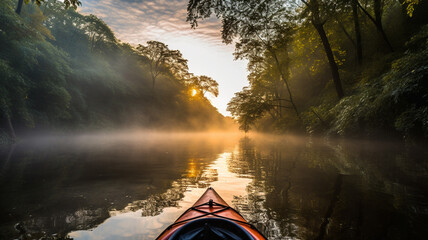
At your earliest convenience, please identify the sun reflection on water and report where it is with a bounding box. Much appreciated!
[69,147,253,240]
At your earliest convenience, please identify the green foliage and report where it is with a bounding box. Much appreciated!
[188,0,305,131]
[0,0,228,136]
[0,59,33,127]
[83,14,117,53]
[188,0,427,138]
[136,41,189,89]
[227,87,272,132]
[319,25,428,138]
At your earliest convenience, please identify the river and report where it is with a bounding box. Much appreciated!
[1,132,427,239]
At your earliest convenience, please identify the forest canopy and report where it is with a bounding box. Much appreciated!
[0,0,232,142]
[187,0,428,139]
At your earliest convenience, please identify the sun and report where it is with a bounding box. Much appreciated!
[191,88,197,96]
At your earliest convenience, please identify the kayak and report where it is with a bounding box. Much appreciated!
[156,187,267,240]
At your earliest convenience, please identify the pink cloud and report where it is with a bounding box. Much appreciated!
[79,0,223,45]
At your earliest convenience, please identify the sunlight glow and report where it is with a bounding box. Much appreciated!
[79,2,249,117]
[191,88,197,96]
[167,36,248,116]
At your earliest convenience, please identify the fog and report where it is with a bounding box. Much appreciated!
[2,130,428,239]
[15,130,244,149]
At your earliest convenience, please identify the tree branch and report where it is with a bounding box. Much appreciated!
[356,0,377,26]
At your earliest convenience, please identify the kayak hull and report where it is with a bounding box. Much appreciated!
[156,187,266,240]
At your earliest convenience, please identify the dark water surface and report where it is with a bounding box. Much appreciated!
[1,132,428,239]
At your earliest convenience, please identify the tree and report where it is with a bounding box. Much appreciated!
[1,0,228,138]
[356,0,394,52]
[332,0,363,66]
[188,0,304,116]
[227,87,272,132]
[187,0,345,101]
[247,51,291,121]
[190,75,219,97]
[136,41,188,89]
[352,0,363,66]
[84,14,117,53]
[166,50,189,81]
[300,0,345,99]
[16,0,81,15]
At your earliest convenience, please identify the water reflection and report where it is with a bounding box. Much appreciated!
[0,132,241,239]
[69,152,251,240]
[1,133,428,239]
[230,136,428,239]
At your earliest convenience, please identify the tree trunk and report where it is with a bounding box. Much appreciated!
[352,0,363,66]
[313,23,345,99]
[376,23,394,52]
[357,0,394,52]
[16,0,24,15]
[336,19,356,48]
[374,0,394,51]
[309,0,344,99]
[269,49,301,119]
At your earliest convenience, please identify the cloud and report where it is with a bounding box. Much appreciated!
[79,0,223,46]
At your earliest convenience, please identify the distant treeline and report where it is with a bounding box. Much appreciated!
[0,0,232,142]
[187,0,428,139]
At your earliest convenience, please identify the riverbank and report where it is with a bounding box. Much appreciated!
[303,25,428,140]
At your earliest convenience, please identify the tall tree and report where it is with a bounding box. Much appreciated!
[333,0,363,66]
[188,0,303,116]
[301,0,345,99]
[187,0,345,100]
[356,0,394,52]
[136,41,188,89]
[352,0,363,66]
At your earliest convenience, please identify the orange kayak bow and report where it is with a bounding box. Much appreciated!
[156,187,267,240]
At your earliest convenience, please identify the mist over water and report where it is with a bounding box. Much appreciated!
[1,132,428,239]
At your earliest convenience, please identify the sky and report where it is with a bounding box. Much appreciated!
[79,0,249,116]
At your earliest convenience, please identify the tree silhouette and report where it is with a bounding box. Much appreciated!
[190,75,219,97]
[136,41,188,89]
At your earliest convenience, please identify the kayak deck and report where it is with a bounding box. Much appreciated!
[156,187,266,240]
